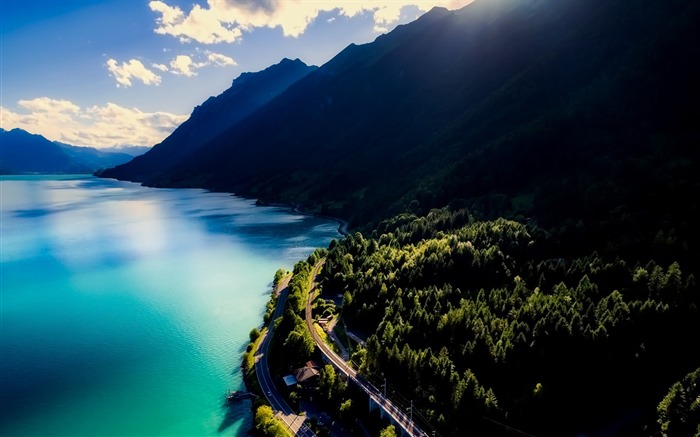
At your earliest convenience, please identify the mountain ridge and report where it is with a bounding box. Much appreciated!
[101,0,699,264]
[0,128,138,174]
[100,58,317,182]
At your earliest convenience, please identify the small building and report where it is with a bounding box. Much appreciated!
[283,360,322,389]
[294,365,320,384]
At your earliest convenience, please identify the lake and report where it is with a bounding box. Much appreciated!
[0,175,340,436]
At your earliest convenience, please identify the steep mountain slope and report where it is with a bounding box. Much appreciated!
[101,58,317,182]
[139,0,699,267]
[147,0,697,225]
[0,128,92,174]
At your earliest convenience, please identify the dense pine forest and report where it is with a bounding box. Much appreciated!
[318,209,699,436]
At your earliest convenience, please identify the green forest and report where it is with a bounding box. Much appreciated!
[318,208,699,436]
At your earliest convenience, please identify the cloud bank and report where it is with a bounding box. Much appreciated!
[149,0,474,44]
[1,97,187,148]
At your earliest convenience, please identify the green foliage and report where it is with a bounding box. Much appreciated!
[249,327,261,343]
[320,208,700,435]
[287,261,312,315]
[657,368,700,437]
[533,383,543,399]
[306,248,328,267]
[318,364,347,406]
[254,405,290,437]
[281,309,315,365]
[338,399,353,418]
[273,268,288,289]
[271,259,317,365]
[379,425,398,437]
[313,298,337,319]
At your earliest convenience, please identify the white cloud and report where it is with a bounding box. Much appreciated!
[150,0,242,44]
[164,52,236,77]
[106,58,162,87]
[1,98,187,148]
[207,52,236,67]
[18,97,80,114]
[169,55,204,76]
[152,63,169,72]
[149,0,474,45]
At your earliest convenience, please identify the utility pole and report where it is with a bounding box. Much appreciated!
[410,400,413,423]
[383,378,387,397]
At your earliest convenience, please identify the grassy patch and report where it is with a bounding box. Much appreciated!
[314,323,342,355]
[333,323,351,351]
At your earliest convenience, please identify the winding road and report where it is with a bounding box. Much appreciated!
[254,275,316,437]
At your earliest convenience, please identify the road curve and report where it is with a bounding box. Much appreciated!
[254,275,316,437]
[305,261,429,437]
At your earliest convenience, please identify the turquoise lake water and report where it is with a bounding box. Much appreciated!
[0,175,340,436]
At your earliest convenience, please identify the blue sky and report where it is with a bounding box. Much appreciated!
[1,0,471,148]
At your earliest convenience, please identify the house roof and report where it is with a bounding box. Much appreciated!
[293,365,320,383]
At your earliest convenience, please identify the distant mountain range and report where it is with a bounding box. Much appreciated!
[0,128,145,175]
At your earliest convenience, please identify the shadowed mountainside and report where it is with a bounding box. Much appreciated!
[100,58,317,182]
[105,1,698,260]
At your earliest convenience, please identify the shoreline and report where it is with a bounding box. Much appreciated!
[254,199,350,237]
[291,205,350,237]
[98,174,351,237]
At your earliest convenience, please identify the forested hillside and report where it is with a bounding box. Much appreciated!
[319,208,699,436]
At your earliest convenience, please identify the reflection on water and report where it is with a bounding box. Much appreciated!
[0,175,339,436]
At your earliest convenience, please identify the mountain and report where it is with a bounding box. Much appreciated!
[100,58,317,182]
[0,128,140,174]
[98,145,150,156]
[56,142,138,171]
[1,128,92,174]
[104,0,698,256]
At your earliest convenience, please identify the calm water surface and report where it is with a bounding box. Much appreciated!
[0,175,340,436]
